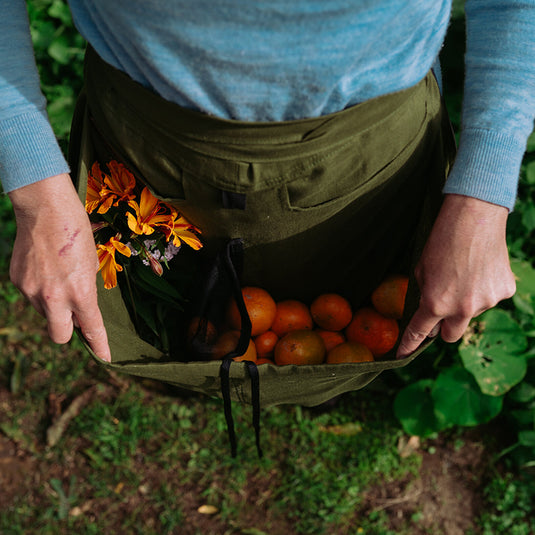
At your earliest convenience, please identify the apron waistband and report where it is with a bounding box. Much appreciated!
[84,46,439,193]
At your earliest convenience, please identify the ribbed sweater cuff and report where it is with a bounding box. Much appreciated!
[0,110,70,193]
[443,128,526,211]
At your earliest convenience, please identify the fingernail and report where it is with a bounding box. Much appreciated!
[98,348,112,363]
[429,324,441,338]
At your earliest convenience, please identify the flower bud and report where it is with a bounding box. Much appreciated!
[148,254,163,276]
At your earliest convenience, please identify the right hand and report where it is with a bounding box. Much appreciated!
[8,173,111,362]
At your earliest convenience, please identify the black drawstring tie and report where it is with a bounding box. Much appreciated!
[218,239,263,458]
[245,360,263,458]
[219,358,263,458]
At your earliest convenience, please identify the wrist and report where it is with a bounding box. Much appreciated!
[8,173,79,214]
[442,193,509,220]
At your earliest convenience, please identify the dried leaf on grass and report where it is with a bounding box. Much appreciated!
[318,422,363,436]
[0,326,23,340]
[197,504,219,515]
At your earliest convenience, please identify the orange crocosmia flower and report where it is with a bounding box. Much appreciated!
[100,161,136,212]
[85,169,104,214]
[96,237,132,289]
[86,162,116,214]
[87,161,137,214]
[127,187,171,236]
[163,211,203,250]
[89,161,108,186]
[104,161,136,198]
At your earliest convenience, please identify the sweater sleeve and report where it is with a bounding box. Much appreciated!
[0,0,69,193]
[443,0,535,210]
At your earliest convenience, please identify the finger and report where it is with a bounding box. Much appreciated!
[46,308,75,345]
[73,300,111,363]
[439,316,472,343]
[396,307,441,359]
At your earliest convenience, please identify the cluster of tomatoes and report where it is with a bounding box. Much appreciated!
[188,274,409,366]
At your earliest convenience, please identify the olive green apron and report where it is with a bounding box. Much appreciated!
[69,47,456,454]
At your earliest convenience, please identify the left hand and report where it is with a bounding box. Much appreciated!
[396,193,516,358]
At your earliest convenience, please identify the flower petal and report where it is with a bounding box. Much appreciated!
[171,230,203,250]
[110,237,132,257]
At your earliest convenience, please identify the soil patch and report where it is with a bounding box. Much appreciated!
[362,433,486,534]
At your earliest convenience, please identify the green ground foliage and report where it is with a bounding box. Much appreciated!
[0,1,534,533]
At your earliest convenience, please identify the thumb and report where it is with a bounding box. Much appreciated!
[396,307,440,359]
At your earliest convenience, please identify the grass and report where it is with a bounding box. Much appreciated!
[476,473,535,535]
[0,308,423,534]
[0,282,424,533]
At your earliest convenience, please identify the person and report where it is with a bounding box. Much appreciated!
[1,0,532,365]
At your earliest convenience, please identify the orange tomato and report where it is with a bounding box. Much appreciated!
[254,330,279,358]
[271,300,313,338]
[310,293,353,331]
[315,329,346,352]
[227,286,277,336]
[345,307,399,357]
[326,341,374,363]
[274,330,326,366]
[211,330,257,362]
[371,274,409,319]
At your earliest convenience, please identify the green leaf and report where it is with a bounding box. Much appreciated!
[525,161,535,185]
[510,257,535,316]
[521,203,535,232]
[29,19,56,51]
[526,131,535,153]
[432,367,503,427]
[47,92,76,139]
[451,0,465,19]
[508,382,535,403]
[48,34,73,65]
[133,296,160,336]
[459,309,528,396]
[131,261,185,309]
[48,0,74,25]
[509,408,535,427]
[518,430,535,447]
[393,380,448,437]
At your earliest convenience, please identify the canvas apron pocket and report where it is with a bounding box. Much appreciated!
[70,47,456,416]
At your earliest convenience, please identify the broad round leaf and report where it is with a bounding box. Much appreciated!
[518,430,535,447]
[510,258,535,315]
[393,380,448,437]
[432,367,503,427]
[459,309,527,396]
[508,381,535,403]
[509,408,535,427]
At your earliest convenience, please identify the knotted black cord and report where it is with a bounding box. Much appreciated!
[218,239,257,457]
[222,239,263,457]
[219,358,238,457]
[245,360,263,458]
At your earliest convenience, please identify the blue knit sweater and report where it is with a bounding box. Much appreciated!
[1,0,535,210]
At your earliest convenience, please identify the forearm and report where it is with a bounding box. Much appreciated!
[444,0,535,210]
[0,0,69,193]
